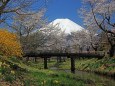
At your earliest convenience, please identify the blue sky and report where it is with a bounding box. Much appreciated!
[0,0,84,29]
[45,0,84,27]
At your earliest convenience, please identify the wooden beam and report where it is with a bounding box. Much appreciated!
[24,52,105,59]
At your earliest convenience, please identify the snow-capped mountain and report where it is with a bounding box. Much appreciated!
[49,18,84,34]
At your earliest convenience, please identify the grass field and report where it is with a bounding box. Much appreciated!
[0,57,115,86]
[0,57,92,86]
[57,58,115,74]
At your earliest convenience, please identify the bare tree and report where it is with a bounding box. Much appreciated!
[80,0,115,57]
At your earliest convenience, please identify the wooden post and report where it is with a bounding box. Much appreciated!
[70,57,75,73]
[44,57,48,69]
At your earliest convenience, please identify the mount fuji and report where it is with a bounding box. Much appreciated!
[49,18,84,34]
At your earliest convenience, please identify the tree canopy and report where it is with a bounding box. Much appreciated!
[80,0,115,57]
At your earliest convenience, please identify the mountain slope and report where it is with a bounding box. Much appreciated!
[49,18,84,34]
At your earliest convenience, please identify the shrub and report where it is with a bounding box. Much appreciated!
[0,29,22,57]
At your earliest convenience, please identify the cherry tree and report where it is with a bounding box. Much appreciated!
[0,0,48,24]
[10,9,46,53]
[71,30,90,52]
[12,10,45,39]
[36,24,65,53]
[80,0,115,57]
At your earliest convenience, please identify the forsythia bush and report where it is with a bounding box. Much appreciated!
[0,29,22,57]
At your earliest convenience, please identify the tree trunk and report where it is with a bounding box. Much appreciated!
[34,57,37,62]
[47,58,50,62]
[57,57,58,62]
[59,57,62,62]
[26,57,29,61]
[57,56,62,62]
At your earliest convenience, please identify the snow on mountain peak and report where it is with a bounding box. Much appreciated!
[49,18,84,34]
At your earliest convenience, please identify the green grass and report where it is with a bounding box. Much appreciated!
[16,59,89,86]
[1,57,115,86]
[57,58,115,74]
[23,69,86,86]
[0,57,94,86]
[20,57,115,86]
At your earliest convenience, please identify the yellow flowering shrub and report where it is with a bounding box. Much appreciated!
[0,29,22,57]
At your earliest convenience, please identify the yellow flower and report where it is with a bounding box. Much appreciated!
[0,62,2,67]
[53,80,59,84]
[41,82,43,85]
[0,29,22,57]
[43,80,46,84]
[41,80,46,85]
[11,70,15,74]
